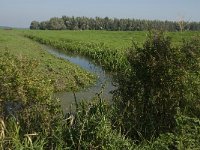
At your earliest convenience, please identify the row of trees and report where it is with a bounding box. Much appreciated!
[30,16,200,31]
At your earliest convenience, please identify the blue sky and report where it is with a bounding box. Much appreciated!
[0,0,199,28]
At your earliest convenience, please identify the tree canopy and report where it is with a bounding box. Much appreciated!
[30,16,200,31]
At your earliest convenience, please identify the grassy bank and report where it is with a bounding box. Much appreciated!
[1,30,200,149]
[0,51,134,149]
[22,30,199,71]
[0,29,95,91]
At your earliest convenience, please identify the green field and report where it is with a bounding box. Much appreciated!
[22,30,200,71]
[22,30,200,48]
[0,29,95,91]
[3,29,198,92]
[1,29,200,149]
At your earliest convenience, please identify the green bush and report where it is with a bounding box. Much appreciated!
[0,52,133,149]
[60,95,134,150]
[113,31,200,140]
[1,32,200,149]
[0,52,63,149]
[143,115,200,150]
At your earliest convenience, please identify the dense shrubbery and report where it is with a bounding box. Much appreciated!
[113,31,200,144]
[0,52,132,149]
[0,52,62,148]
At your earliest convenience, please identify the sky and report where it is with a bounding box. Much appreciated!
[0,0,199,28]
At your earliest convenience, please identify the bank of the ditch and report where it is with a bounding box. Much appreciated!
[0,48,133,150]
[23,30,199,72]
[41,45,116,112]
[0,29,95,92]
[1,30,200,149]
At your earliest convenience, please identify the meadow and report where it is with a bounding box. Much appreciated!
[1,29,200,149]
[22,30,200,48]
[22,30,199,71]
[0,29,95,91]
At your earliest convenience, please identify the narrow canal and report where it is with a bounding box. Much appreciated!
[42,45,116,112]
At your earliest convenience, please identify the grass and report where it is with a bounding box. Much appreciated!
[22,30,200,48]
[22,30,138,50]
[1,30,200,149]
[0,29,95,91]
[0,52,134,149]
[22,30,200,72]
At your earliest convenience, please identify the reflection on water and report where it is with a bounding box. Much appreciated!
[41,45,116,112]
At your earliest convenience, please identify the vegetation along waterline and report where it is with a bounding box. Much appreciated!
[1,28,200,149]
[41,45,116,112]
[0,29,95,92]
[23,29,199,72]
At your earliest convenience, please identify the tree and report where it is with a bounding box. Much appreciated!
[39,21,48,30]
[48,17,66,30]
[30,16,200,31]
[30,21,40,29]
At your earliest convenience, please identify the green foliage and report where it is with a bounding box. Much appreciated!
[178,36,200,117]
[0,51,53,105]
[0,30,95,92]
[63,97,134,150]
[142,115,200,150]
[23,30,199,72]
[1,118,46,150]
[48,17,66,30]
[1,29,200,149]
[0,52,133,149]
[24,32,129,71]
[31,16,200,31]
[30,21,40,30]
[0,52,59,139]
[0,51,63,149]
[113,31,200,140]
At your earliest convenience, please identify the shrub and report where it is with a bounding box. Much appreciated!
[0,51,63,149]
[113,31,200,140]
[143,115,200,150]
[0,52,133,149]
[63,96,134,150]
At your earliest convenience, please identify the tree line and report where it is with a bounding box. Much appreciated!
[30,16,200,31]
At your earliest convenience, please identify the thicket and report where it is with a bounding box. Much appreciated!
[112,31,200,148]
[0,52,133,149]
[30,16,200,31]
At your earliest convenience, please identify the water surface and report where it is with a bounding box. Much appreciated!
[42,45,116,112]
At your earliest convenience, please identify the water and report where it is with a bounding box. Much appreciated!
[41,45,116,112]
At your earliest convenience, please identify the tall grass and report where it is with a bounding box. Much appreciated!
[0,51,133,149]
[24,33,129,72]
[1,31,200,149]
[0,29,95,92]
[23,30,199,72]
